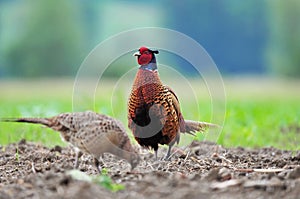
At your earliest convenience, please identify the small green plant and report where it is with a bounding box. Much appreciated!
[94,168,125,192]
[15,147,20,162]
[67,169,125,192]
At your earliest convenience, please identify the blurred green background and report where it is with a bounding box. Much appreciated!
[0,0,299,149]
[1,0,300,77]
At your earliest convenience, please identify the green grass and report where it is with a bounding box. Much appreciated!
[220,99,300,149]
[0,77,299,150]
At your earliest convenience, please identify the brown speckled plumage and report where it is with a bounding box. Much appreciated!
[1,111,140,172]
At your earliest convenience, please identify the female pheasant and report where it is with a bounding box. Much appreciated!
[128,46,216,160]
[1,111,140,172]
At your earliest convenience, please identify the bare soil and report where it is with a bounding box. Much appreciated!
[0,139,300,199]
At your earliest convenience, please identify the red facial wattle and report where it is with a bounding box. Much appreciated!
[138,53,152,65]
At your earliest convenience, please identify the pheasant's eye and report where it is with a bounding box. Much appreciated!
[143,51,150,54]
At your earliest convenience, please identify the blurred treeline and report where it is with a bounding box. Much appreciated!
[0,0,299,78]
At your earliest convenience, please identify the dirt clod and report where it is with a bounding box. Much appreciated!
[287,167,300,179]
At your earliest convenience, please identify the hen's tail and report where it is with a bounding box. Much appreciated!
[183,120,220,135]
[0,118,51,127]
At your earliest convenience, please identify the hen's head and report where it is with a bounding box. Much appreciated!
[133,46,159,66]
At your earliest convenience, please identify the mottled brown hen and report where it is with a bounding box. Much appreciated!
[128,46,217,160]
[1,111,140,172]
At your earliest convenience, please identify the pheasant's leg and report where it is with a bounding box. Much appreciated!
[94,158,102,173]
[74,150,83,169]
[155,150,158,161]
[164,143,175,161]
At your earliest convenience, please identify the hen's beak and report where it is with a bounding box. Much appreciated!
[133,51,141,56]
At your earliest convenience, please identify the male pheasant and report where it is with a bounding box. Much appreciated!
[128,46,216,160]
[1,111,140,172]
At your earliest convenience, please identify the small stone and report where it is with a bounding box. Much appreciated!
[218,168,232,181]
[51,145,63,153]
[205,168,220,181]
[18,139,26,145]
[287,167,300,179]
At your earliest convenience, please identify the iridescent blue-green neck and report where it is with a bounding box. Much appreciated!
[139,62,157,71]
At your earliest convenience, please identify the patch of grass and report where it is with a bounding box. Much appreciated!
[219,99,300,150]
[0,99,70,147]
[0,78,299,151]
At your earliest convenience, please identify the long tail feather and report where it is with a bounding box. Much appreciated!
[0,118,51,127]
[183,120,219,135]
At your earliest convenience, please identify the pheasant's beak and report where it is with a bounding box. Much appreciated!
[133,51,141,56]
